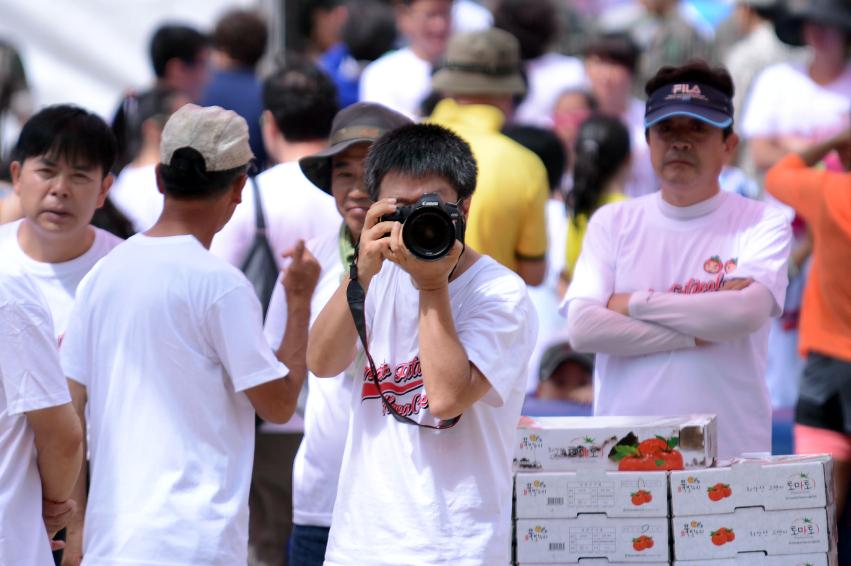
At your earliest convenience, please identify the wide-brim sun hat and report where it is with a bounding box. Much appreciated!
[773,0,851,47]
[299,102,412,194]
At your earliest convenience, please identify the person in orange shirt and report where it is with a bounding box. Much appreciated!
[765,122,851,518]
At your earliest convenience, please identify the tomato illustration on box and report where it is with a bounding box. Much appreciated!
[611,434,685,471]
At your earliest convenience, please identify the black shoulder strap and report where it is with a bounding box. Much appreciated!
[346,252,460,430]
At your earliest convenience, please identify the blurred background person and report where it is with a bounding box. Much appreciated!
[503,124,568,392]
[111,23,210,173]
[212,55,340,271]
[562,114,631,289]
[764,124,851,542]
[319,0,398,109]
[429,28,549,286]
[0,39,32,159]
[551,88,597,187]
[109,87,189,234]
[583,32,656,197]
[492,0,586,128]
[598,0,715,93]
[741,0,851,410]
[360,0,452,119]
[299,0,349,62]
[203,8,270,171]
[724,0,798,142]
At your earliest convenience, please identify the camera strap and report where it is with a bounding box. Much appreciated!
[346,253,461,430]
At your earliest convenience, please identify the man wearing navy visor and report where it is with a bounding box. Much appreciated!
[561,60,791,461]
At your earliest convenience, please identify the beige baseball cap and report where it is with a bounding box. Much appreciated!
[160,103,254,172]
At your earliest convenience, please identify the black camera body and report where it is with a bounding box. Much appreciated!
[381,192,465,261]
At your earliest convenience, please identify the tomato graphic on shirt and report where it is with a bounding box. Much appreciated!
[703,256,723,274]
[724,258,738,273]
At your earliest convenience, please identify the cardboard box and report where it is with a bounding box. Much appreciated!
[674,551,837,566]
[673,507,834,560]
[515,471,669,518]
[514,415,716,472]
[518,564,668,566]
[515,516,669,563]
[671,455,834,516]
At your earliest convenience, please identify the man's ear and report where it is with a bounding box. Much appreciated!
[95,173,115,209]
[155,164,166,195]
[231,173,248,205]
[460,195,473,220]
[260,110,280,157]
[9,161,21,196]
[724,132,740,158]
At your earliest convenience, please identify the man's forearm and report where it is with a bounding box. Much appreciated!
[307,279,359,377]
[567,299,695,356]
[61,456,88,565]
[628,283,775,342]
[798,135,843,167]
[275,296,311,397]
[32,405,84,502]
[418,286,480,420]
[62,383,89,566]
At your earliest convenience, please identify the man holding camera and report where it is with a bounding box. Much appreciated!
[308,123,538,565]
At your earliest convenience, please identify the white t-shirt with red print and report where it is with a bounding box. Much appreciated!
[563,191,790,460]
[323,256,538,566]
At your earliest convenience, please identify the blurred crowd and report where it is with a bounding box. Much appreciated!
[0,0,850,564]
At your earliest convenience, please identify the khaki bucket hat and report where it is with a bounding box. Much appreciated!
[431,28,526,97]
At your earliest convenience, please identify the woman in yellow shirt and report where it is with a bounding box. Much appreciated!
[562,115,632,284]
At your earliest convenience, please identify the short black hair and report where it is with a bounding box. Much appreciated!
[298,0,345,40]
[493,0,557,60]
[263,53,338,141]
[503,124,566,191]
[584,32,640,74]
[644,59,735,139]
[364,124,477,201]
[344,0,398,62]
[212,9,268,68]
[149,24,209,78]
[12,104,116,177]
[158,147,247,200]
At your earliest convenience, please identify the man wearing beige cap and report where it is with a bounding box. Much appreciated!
[59,104,320,565]
[428,28,549,286]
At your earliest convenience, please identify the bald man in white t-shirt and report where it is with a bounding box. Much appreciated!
[563,61,791,461]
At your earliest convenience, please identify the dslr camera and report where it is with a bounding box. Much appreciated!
[381,193,465,260]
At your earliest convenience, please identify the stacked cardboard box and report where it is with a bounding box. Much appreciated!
[512,415,717,565]
[670,455,837,565]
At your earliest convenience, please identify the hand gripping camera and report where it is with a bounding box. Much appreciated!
[381,193,465,260]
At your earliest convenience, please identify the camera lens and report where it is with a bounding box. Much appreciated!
[403,208,455,260]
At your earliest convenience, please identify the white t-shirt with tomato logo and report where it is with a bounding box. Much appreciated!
[563,190,790,459]
[323,256,538,566]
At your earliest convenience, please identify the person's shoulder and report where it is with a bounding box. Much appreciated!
[307,228,342,267]
[92,226,125,253]
[532,52,584,74]
[722,192,789,228]
[0,218,20,247]
[362,48,414,75]
[0,261,37,302]
[258,162,334,210]
[753,61,800,86]
[464,255,529,300]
